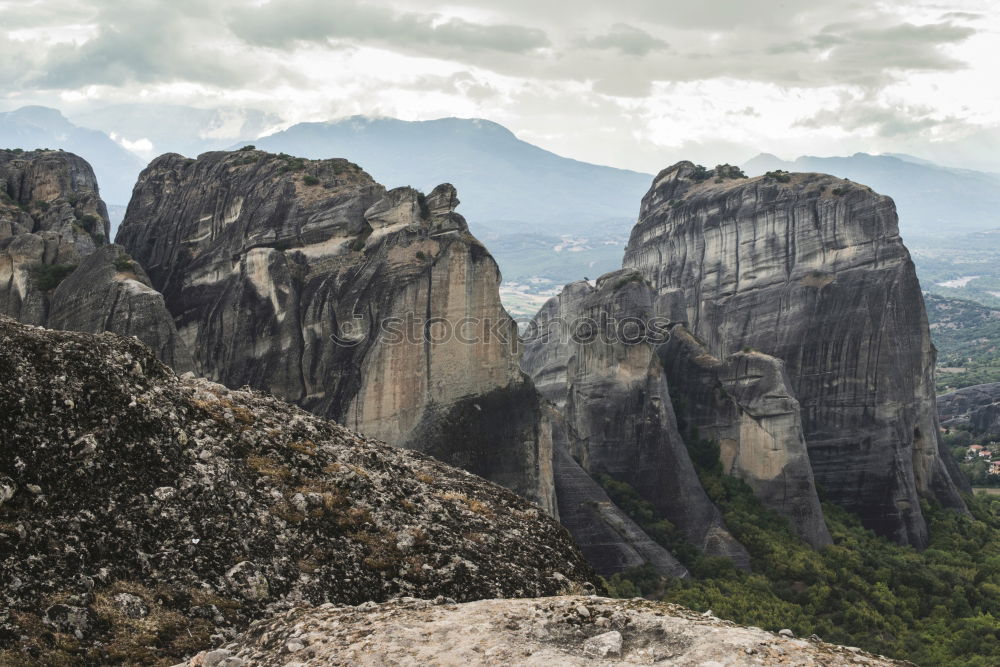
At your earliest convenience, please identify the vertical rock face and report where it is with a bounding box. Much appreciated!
[546,405,689,577]
[117,150,553,511]
[623,161,967,547]
[937,382,1000,434]
[522,270,749,568]
[0,149,189,368]
[662,326,831,547]
[47,245,194,371]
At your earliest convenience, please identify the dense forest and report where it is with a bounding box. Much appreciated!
[599,433,1000,666]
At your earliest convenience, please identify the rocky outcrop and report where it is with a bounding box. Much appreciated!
[547,406,689,578]
[662,326,831,547]
[178,596,908,666]
[0,149,190,369]
[622,162,967,547]
[523,272,749,569]
[47,245,194,370]
[0,318,593,665]
[116,150,553,511]
[938,382,1000,435]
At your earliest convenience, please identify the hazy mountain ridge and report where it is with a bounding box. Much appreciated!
[743,151,1000,237]
[0,106,145,205]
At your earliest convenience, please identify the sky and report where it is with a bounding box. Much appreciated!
[1,0,999,173]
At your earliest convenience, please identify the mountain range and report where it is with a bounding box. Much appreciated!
[6,105,1000,315]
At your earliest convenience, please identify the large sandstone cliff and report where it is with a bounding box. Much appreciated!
[622,162,967,546]
[116,150,552,511]
[0,317,592,665]
[522,271,750,570]
[662,325,831,547]
[0,149,189,368]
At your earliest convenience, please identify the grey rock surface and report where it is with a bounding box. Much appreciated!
[177,596,909,666]
[622,161,967,547]
[48,244,194,372]
[116,150,553,511]
[662,325,832,547]
[937,382,1000,434]
[523,271,749,568]
[0,317,593,664]
[547,406,689,578]
[0,149,190,368]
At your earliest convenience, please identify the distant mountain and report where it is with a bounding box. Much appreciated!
[243,116,653,237]
[0,106,145,205]
[743,152,1000,238]
[242,116,653,315]
[70,103,281,160]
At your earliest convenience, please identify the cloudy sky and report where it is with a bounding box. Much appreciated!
[1,0,998,172]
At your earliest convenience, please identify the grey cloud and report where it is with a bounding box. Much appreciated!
[939,11,983,20]
[0,0,94,29]
[23,0,301,90]
[578,23,667,57]
[228,0,549,54]
[795,98,950,138]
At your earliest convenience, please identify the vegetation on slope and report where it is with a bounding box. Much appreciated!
[943,427,1000,488]
[926,293,1000,392]
[600,433,1000,667]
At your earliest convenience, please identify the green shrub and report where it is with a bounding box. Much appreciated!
[689,165,712,182]
[75,212,101,232]
[614,274,647,290]
[302,175,320,186]
[113,255,134,272]
[31,263,77,290]
[239,145,256,152]
[415,250,427,261]
[416,193,430,220]
[348,238,366,252]
[714,164,748,180]
[764,170,792,183]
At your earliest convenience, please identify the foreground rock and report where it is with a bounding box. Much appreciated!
[0,148,190,369]
[523,273,749,571]
[0,318,592,665]
[117,149,553,511]
[179,596,907,666]
[622,162,967,547]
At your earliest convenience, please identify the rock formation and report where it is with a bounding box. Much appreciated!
[938,382,1000,434]
[0,318,593,665]
[662,326,832,547]
[116,150,552,511]
[0,149,189,369]
[622,162,967,547]
[178,596,907,666]
[522,272,750,569]
[546,406,689,578]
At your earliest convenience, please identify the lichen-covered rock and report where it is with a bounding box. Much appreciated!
[523,272,749,569]
[622,162,967,547]
[662,325,831,547]
[116,150,553,511]
[0,318,593,665]
[0,149,190,369]
[177,596,908,666]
